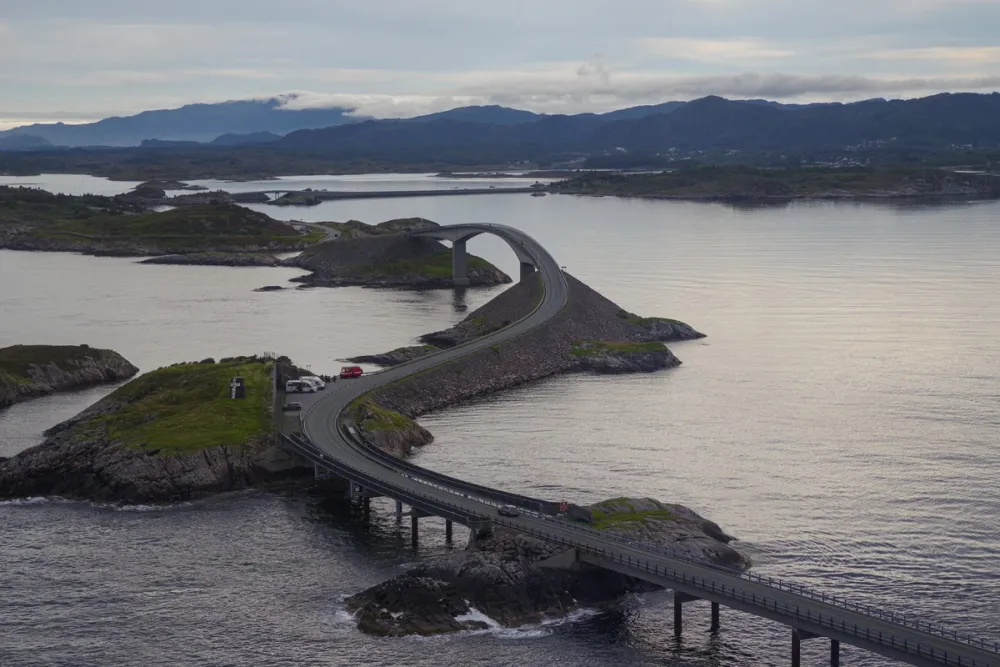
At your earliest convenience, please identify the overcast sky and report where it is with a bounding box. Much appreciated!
[2,0,999,128]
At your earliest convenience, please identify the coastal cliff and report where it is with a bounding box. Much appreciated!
[0,357,310,502]
[347,497,748,636]
[0,344,138,410]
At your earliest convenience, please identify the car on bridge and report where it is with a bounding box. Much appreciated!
[282,402,303,411]
[340,366,364,379]
[497,505,520,518]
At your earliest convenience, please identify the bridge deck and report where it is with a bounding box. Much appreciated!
[294,222,997,667]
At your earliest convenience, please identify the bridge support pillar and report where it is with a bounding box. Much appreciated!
[710,601,720,632]
[362,496,370,518]
[519,262,536,282]
[411,515,419,547]
[791,629,819,667]
[395,500,403,521]
[445,520,453,543]
[672,592,699,636]
[452,239,470,287]
[830,639,840,666]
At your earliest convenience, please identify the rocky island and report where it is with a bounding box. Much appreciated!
[285,218,511,289]
[0,356,309,502]
[0,344,139,410]
[0,185,323,257]
[349,497,748,636]
[549,165,1000,201]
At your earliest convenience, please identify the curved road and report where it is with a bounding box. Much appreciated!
[297,223,997,667]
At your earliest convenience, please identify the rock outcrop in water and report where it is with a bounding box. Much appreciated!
[347,497,748,636]
[0,344,138,410]
[285,219,511,289]
[345,273,704,458]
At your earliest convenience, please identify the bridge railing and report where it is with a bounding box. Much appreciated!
[327,421,1000,654]
[292,426,998,660]
[494,517,998,667]
[345,425,561,514]
[498,508,1000,655]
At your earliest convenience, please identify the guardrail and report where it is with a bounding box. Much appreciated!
[496,517,996,667]
[345,424,561,514]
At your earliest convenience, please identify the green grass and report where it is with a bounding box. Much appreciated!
[589,497,676,530]
[0,344,105,378]
[350,250,497,279]
[88,359,273,455]
[351,400,416,431]
[570,340,667,357]
[616,311,685,329]
[590,508,677,530]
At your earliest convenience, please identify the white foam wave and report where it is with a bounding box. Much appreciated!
[0,495,188,512]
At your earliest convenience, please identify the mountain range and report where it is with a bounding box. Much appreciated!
[1,93,998,159]
[276,93,1000,161]
[0,98,358,148]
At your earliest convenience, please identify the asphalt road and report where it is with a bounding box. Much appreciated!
[298,223,996,667]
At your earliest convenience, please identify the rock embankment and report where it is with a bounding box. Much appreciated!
[347,497,748,636]
[0,357,312,502]
[285,219,511,289]
[140,253,281,267]
[0,344,139,410]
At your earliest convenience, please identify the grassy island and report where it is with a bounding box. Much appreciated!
[550,166,1000,200]
[0,187,323,254]
[84,358,273,455]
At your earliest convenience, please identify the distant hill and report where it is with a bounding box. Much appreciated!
[210,131,281,146]
[409,105,541,125]
[0,98,362,147]
[276,93,1000,161]
[0,134,53,151]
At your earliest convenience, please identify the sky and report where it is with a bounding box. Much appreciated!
[1,0,999,129]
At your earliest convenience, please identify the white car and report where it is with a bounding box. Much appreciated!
[300,376,326,390]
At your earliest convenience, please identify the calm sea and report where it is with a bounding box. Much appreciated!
[1,174,998,666]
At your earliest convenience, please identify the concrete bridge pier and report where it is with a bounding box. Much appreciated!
[710,601,720,633]
[673,592,700,636]
[791,628,821,667]
[452,239,470,287]
[395,500,403,521]
[445,520,453,543]
[519,262,536,282]
[411,515,419,547]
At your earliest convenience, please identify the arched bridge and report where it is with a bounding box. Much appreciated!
[410,223,540,285]
[283,223,997,667]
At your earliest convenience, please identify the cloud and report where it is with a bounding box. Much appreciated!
[271,70,1000,119]
[870,46,1000,64]
[637,38,795,62]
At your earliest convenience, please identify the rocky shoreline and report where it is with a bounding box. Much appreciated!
[0,357,312,502]
[0,344,138,410]
[348,497,748,636]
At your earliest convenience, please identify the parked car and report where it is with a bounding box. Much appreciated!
[340,365,364,379]
[285,380,315,393]
[300,376,325,390]
[282,402,303,411]
[497,505,520,518]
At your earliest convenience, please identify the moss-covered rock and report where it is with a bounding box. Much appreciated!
[0,344,138,410]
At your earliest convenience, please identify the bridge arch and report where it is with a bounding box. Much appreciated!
[410,223,538,286]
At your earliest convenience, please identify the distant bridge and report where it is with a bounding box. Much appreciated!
[231,186,540,204]
[283,223,998,667]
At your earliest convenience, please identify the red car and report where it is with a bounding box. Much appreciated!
[339,365,363,379]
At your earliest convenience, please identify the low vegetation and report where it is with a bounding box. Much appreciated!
[570,340,667,357]
[0,344,106,379]
[350,250,496,279]
[550,166,1000,199]
[590,498,677,530]
[85,358,273,455]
